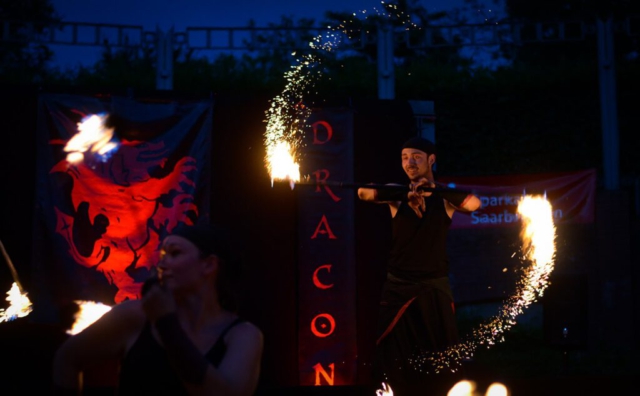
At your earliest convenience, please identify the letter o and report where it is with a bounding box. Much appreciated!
[310,313,336,338]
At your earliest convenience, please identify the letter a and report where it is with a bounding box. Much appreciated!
[310,215,337,239]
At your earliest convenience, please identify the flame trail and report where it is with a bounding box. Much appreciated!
[410,195,556,373]
[264,1,418,186]
[0,240,32,322]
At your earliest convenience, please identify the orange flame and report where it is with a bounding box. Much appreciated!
[485,382,510,396]
[0,282,32,323]
[266,140,300,189]
[67,300,112,335]
[447,380,509,396]
[376,382,394,396]
[447,380,477,396]
[64,113,117,164]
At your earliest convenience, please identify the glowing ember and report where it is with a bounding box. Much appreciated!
[64,113,117,164]
[376,382,394,396]
[0,282,33,323]
[410,194,557,373]
[67,300,112,335]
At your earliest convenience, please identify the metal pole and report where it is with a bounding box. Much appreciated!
[155,27,174,91]
[377,22,395,100]
[597,16,620,190]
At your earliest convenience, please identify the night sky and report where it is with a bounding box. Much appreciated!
[49,0,468,69]
[52,0,464,29]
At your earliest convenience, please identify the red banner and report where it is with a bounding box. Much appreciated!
[297,108,357,386]
[32,94,212,321]
[440,169,596,229]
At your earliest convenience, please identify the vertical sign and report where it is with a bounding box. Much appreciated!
[297,108,357,385]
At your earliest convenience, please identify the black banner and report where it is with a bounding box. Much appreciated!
[32,93,213,321]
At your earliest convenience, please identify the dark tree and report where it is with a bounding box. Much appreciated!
[0,0,59,83]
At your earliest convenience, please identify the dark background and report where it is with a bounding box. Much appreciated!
[0,86,638,395]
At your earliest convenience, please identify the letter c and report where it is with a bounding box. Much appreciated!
[313,264,333,289]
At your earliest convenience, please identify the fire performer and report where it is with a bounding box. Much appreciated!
[358,136,481,396]
[52,223,264,396]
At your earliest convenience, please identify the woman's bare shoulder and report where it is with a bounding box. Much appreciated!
[228,320,263,342]
[99,299,146,331]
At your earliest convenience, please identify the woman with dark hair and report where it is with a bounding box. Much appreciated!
[53,223,263,396]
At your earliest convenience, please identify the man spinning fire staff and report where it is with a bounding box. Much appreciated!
[357,136,481,396]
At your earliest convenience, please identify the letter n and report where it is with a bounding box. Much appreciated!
[313,362,335,386]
